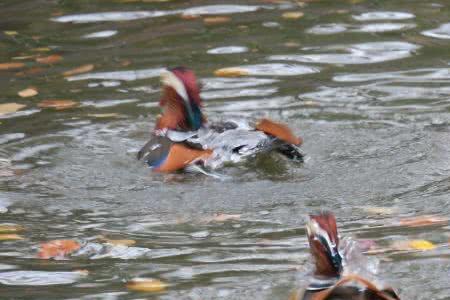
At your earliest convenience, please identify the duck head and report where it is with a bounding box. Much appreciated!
[307,212,343,278]
[156,67,205,132]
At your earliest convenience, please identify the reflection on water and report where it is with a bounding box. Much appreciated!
[1,0,450,299]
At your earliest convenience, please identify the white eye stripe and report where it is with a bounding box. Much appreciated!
[161,70,195,122]
[307,220,336,249]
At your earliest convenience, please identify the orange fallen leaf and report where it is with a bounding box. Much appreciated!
[38,100,78,110]
[0,62,25,70]
[63,64,94,77]
[181,14,200,20]
[203,16,231,25]
[0,103,26,115]
[214,67,249,77]
[127,278,167,293]
[399,215,447,227]
[18,87,38,98]
[0,224,24,233]
[38,239,81,259]
[0,234,23,241]
[15,67,45,77]
[36,54,62,64]
[282,11,304,19]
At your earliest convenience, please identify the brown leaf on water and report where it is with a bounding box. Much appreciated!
[214,67,249,77]
[38,100,78,110]
[0,224,24,233]
[0,62,25,70]
[63,64,94,77]
[0,103,26,116]
[399,215,448,227]
[18,87,38,98]
[127,278,167,293]
[101,238,136,246]
[282,11,304,19]
[38,239,81,259]
[181,14,200,20]
[0,234,23,241]
[15,67,45,77]
[203,16,231,25]
[36,54,62,64]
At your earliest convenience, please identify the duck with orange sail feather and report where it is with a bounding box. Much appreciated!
[137,67,304,172]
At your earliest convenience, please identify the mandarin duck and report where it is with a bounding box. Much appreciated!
[137,67,304,172]
[291,213,400,300]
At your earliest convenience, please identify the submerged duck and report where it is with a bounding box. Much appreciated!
[137,67,303,172]
[292,213,400,300]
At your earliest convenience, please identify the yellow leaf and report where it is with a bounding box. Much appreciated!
[0,224,24,233]
[203,16,231,25]
[127,278,167,293]
[32,47,51,52]
[36,54,62,64]
[4,31,18,36]
[38,100,78,110]
[88,113,120,118]
[214,67,249,77]
[18,87,38,98]
[63,64,94,77]
[0,62,25,70]
[0,103,26,115]
[103,238,136,246]
[0,234,23,241]
[282,11,304,19]
[408,240,436,251]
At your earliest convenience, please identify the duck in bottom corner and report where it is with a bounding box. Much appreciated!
[137,66,304,173]
[291,212,400,300]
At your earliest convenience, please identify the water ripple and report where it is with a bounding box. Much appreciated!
[422,23,450,39]
[0,270,85,286]
[353,11,415,21]
[269,42,420,65]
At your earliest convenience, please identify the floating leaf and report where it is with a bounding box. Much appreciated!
[0,224,24,233]
[4,31,18,36]
[391,239,436,251]
[0,103,26,115]
[32,47,51,52]
[36,54,62,64]
[38,100,78,110]
[214,67,249,77]
[103,238,136,246]
[408,240,436,251]
[399,215,447,227]
[63,64,94,77]
[18,87,38,98]
[0,234,23,241]
[282,11,304,19]
[181,14,200,20]
[38,239,81,259]
[15,67,45,77]
[0,62,25,70]
[203,16,231,25]
[127,278,167,293]
[87,113,120,118]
